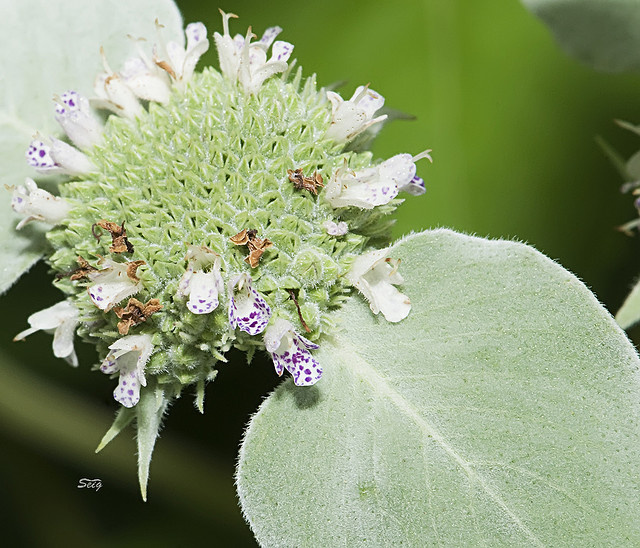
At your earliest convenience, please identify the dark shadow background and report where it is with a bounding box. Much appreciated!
[3,1,640,546]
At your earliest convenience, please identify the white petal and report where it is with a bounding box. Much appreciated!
[181,22,209,82]
[176,266,195,297]
[49,138,94,175]
[325,86,388,142]
[11,177,71,229]
[326,164,398,209]
[378,154,416,187]
[121,57,171,103]
[88,280,138,311]
[187,271,221,314]
[347,249,411,323]
[214,32,241,80]
[14,300,79,366]
[88,260,142,311]
[52,315,79,367]
[94,69,143,119]
[351,85,385,118]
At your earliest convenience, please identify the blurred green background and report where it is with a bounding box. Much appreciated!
[3,0,640,546]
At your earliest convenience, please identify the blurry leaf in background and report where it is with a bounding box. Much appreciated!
[238,229,640,545]
[0,0,183,294]
[521,0,640,72]
[617,276,640,329]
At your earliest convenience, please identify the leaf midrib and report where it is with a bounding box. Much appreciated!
[333,334,545,547]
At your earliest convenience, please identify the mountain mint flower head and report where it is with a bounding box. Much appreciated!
[9,11,431,498]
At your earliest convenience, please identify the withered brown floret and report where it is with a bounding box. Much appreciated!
[287,168,324,195]
[57,255,98,281]
[95,219,134,253]
[113,297,163,335]
[230,229,273,268]
[126,260,146,282]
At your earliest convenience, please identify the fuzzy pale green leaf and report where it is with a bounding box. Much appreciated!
[237,228,640,546]
[521,0,640,72]
[0,0,183,294]
[616,276,640,329]
[136,385,169,502]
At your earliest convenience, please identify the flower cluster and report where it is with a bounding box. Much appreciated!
[9,12,430,493]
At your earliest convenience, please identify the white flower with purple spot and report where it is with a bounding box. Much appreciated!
[153,21,209,84]
[389,150,432,197]
[323,219,348,236]
[14,300,79,367]
[10,177,72,230]
[346,248,411,323]
[325,151,431,209]
[100,334,153,408]
[214,11,293,94]
[87,258,143,312]
[325,85,388,142]
[228,273,271,335]
[177,245,224,314]
[54,90,103,150]
[26,137,94,175]
[264,319,322,386]
[325,159,398,209]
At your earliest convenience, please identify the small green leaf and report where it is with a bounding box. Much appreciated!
[0,0,183,294]
[95,406,135,453]
[237,229,640,545]
[522,0,640,72]
[617,276,640,329]
[136,385,170,502]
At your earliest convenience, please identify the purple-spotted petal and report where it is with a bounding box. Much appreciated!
[114,369,141,408]
[100,334,153,408]
[258,26,282,48]
[228,273,271,335]
[400,175,426,196]
[55,90,103,150]
[87,258,143,311]
[26,140,55,170]
[187,271,221,314]
[264,319,322,386]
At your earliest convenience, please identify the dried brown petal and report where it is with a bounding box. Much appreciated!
[126,260,146,282]
[287,168,324,195]
[62,256,98,281]
[114,297,163,335]
[231,229,273,267]
[245,248,264,268]
[230,229,249,245]
[96,219,134,253]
